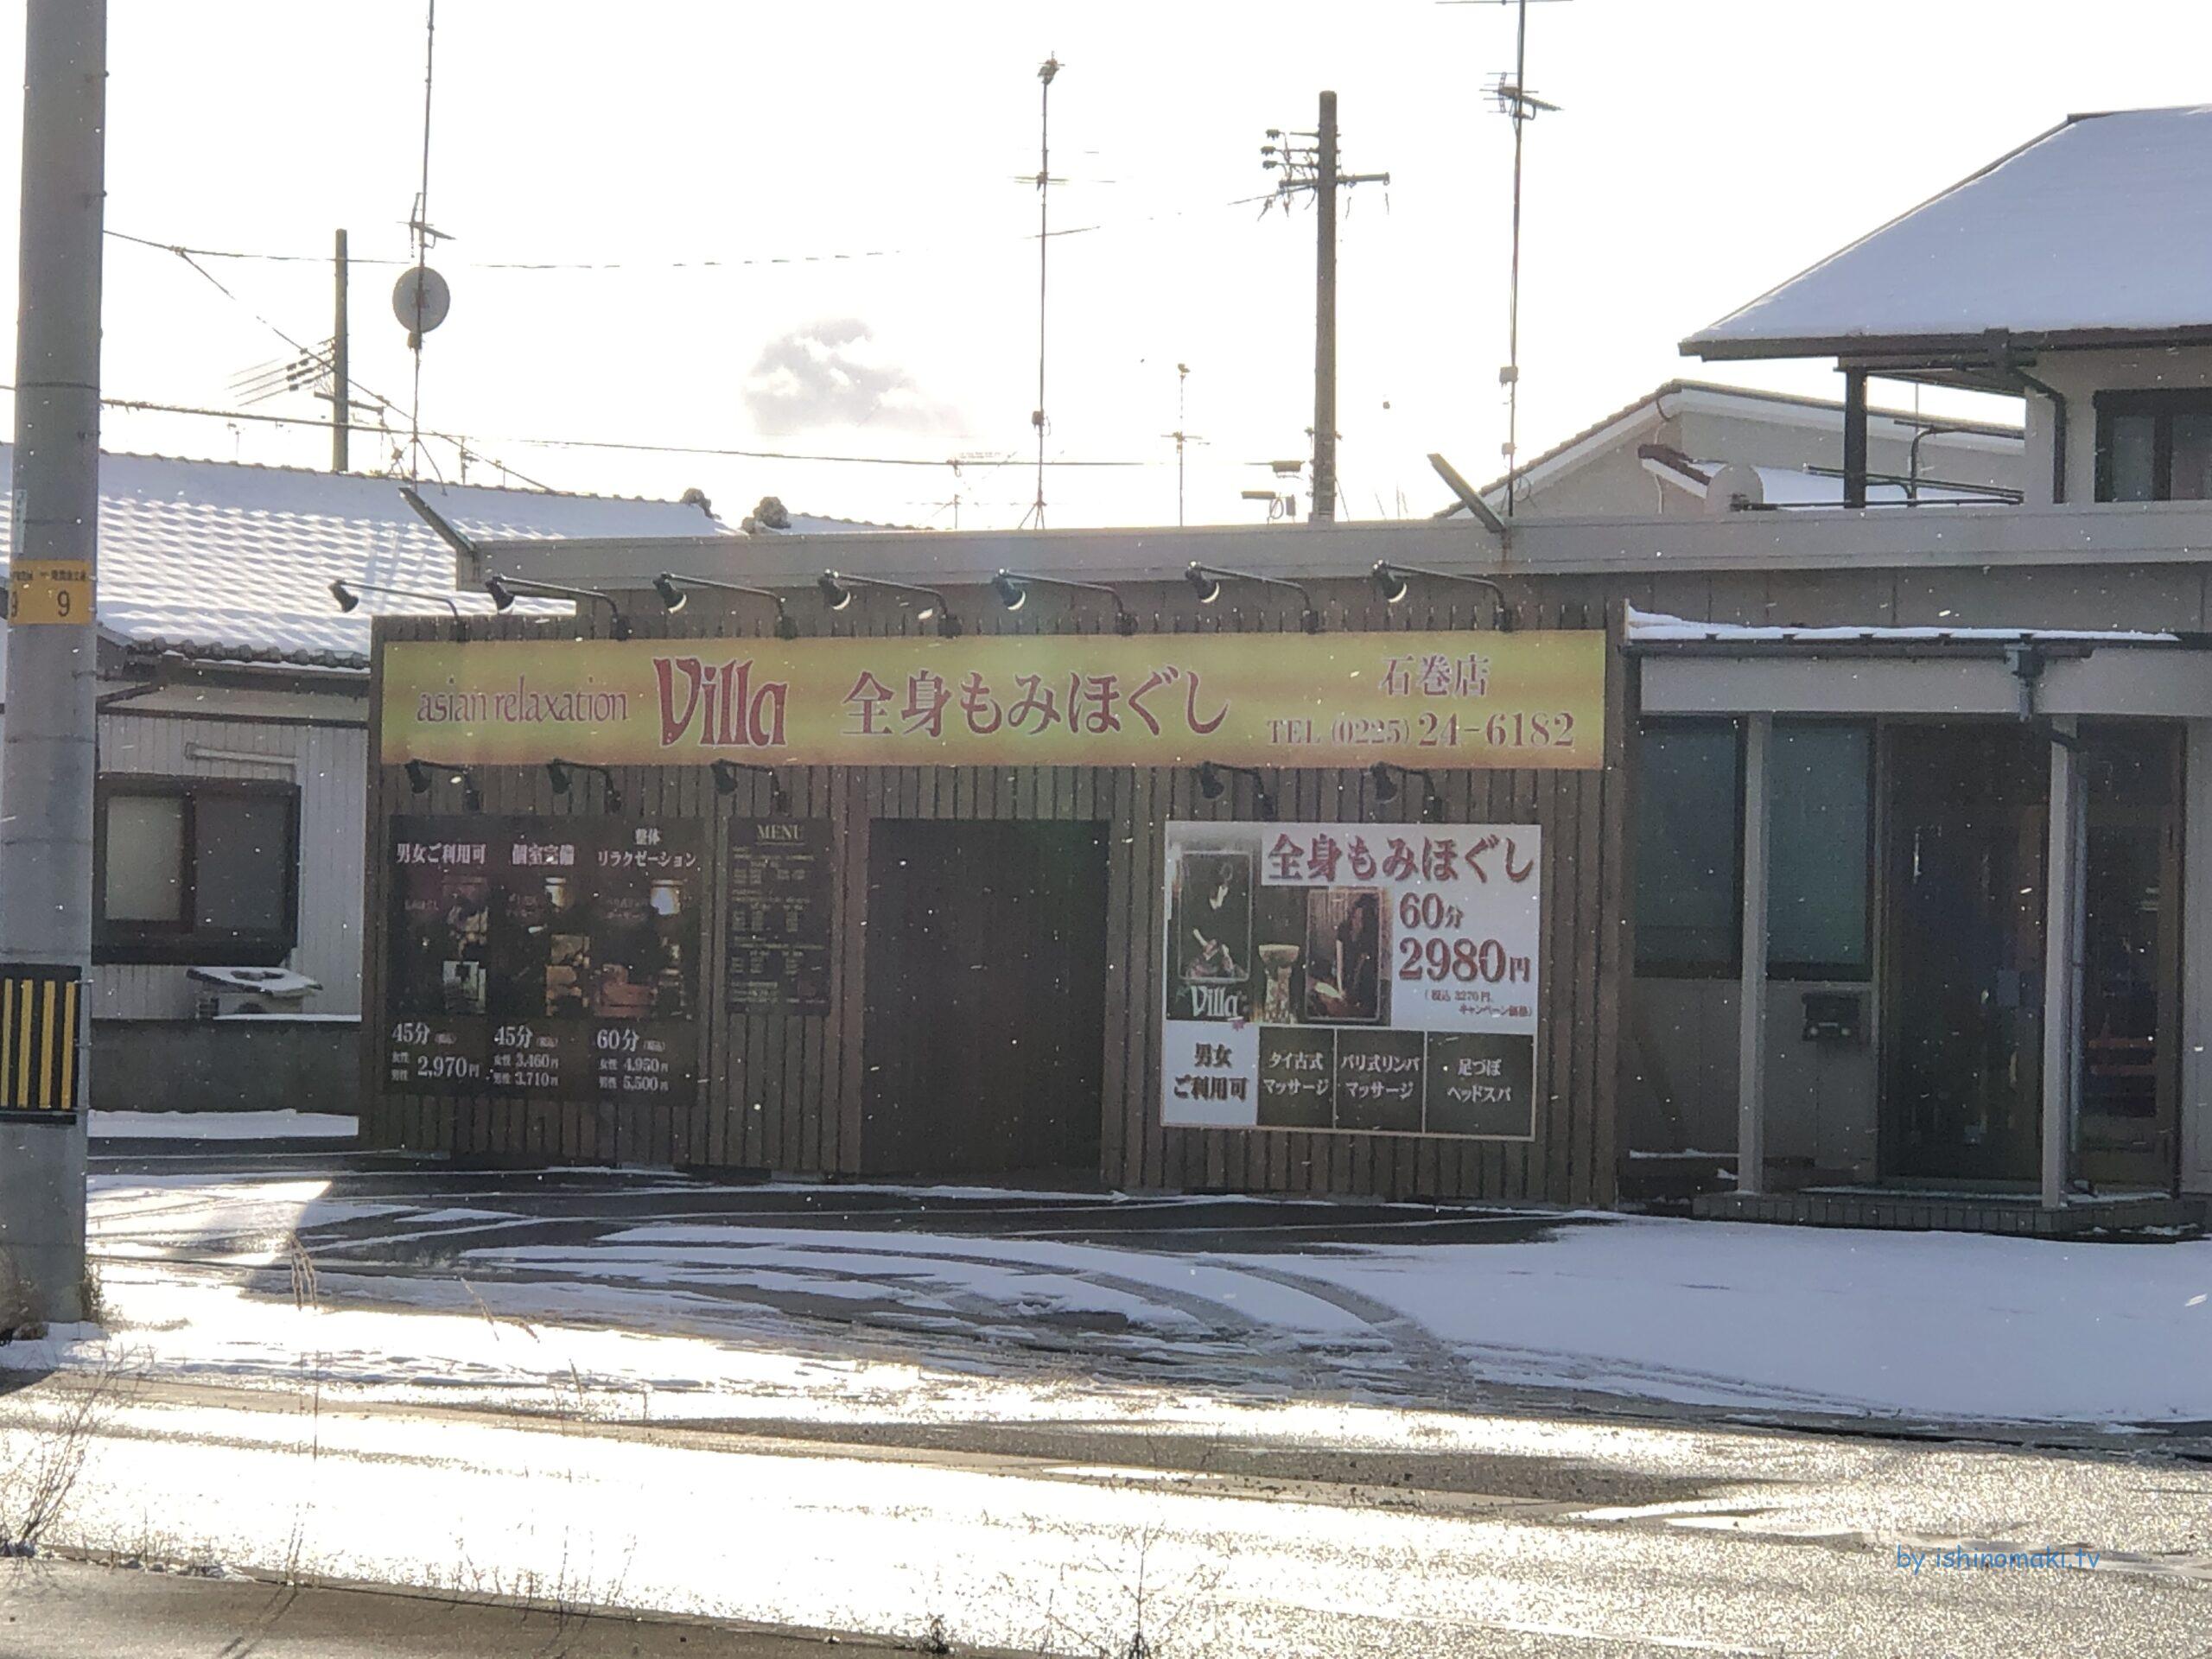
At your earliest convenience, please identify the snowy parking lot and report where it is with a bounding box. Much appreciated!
[0,1150,2203,1655]
[41,1150,2212,1431]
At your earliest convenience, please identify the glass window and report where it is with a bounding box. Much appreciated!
[1767,722,1872,979]
[1635,722,1741,976]
[194,794,291,932]
[2171,414,2212,501]
[104,795,186,922]
[2097,391,2212,501]
[96,779,299,965]
[2107,412,2157,502]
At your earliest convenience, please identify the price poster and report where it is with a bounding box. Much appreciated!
[386,817,702,1104]
[1160,820,1539,1140]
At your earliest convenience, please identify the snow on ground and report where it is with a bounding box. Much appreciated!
[28,1171,2212,1428]
[89,1109,358,1140]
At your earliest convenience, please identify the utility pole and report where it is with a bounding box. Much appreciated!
[0,0,106,1323]
[332,228,350,474]
[1262,92,1387,525]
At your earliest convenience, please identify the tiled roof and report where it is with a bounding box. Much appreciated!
[0,448,723,671]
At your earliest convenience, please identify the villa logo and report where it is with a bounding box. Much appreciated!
[654,656,790,750]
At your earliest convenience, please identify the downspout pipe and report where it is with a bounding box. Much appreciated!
[2008,365,2069,505]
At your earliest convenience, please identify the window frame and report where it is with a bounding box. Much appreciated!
[1766,716,1876,983]
[2093,388,2212,502]
[93,774,302,966]
[1633,715,1746,980]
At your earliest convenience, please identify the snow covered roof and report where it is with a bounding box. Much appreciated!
[1684,107,2212,359]
[1467,378,2019,512]
[1625,607,2181,648]
[0,448,722,671]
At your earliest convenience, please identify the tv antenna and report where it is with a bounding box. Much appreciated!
[400,0,454,482]
[1163,362,1208,526]
[1443,0,1568,517]
[1020,55,1062,530]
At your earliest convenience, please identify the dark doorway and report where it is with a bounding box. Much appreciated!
[861,821,1108,1179]
[2078,722,2183,1191]
[1882,725,2047,1182]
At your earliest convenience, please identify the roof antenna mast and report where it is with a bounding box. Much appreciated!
[1024,54,1061,531]
[1446,0,1568,518]
[400,0,454,483]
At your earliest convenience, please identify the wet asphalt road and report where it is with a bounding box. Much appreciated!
[68,1142,2212,1655]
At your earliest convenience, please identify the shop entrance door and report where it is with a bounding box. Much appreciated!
[861,820,1107,1179]
[1882,726,2046,1182]
[2078,723,2183,1191]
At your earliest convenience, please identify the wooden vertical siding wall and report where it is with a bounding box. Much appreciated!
[362,576,1630,1206]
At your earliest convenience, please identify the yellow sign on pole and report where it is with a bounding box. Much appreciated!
[0,965,81,1114]
[7,558,92,626]
[381,630,1609,772]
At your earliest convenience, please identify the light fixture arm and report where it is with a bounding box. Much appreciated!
[1371,561,1514,629]
[655,572,799,639]
[546,757,623,812]
[1186,562,1321,633]
[331,577,461,619]
[488,575,632,639]
[994,569,1139,634]
[1196,760,1279,820]
[820,569,961,636]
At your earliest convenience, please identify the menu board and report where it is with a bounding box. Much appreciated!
[386,816,702,1104]
[725,819,834,1015]
[1160,820,1540,1141]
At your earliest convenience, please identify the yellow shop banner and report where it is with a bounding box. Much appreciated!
[379,631,1607,772]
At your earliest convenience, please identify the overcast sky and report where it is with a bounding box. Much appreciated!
[0,2,2206,528]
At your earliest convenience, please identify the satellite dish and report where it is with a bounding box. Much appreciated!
[392,264,451,346]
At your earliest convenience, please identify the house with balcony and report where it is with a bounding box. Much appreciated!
[1628,104,2212,1225]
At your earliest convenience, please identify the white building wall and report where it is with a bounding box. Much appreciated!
[86,703,366,1020]
[2019,346,2212,506]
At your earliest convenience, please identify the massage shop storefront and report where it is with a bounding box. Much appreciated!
[362,593,1624,1204]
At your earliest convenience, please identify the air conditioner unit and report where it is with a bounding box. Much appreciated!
[187,966,322,1020]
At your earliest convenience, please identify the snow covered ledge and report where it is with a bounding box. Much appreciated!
[1630,610,2212,720]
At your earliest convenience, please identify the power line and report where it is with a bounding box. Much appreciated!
[103,191,1276,275]
[0,384,1163,472]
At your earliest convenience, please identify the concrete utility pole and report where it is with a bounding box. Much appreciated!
[0,0,105,1323]
[332,228,350,474]
[1262,92,1387,525]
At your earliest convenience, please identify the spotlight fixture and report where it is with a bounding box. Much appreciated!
[1369,760,1445,823]
[990,569,1139,635]
[1184,563,1320,633]
[546,757,623,813]
[405,759,482,812]
[1370,562,1512,630]
[817,570,960,635]
[711,759,791,814]
[1196,760,1277,820]
[654,573,800,640]
[484,575,632,639]
[329,578,463,621]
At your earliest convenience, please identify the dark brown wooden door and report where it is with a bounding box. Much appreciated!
[861,821,1107,1179]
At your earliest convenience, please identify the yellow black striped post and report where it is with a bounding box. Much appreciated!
[0,965,81,1113]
